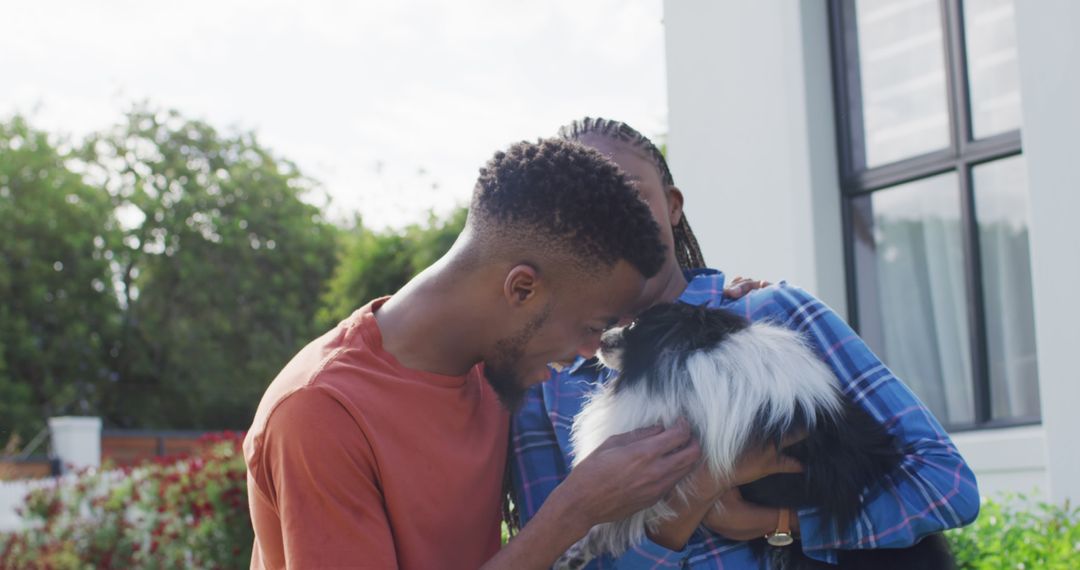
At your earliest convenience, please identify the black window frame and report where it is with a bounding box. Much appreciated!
[827,0,1038,432]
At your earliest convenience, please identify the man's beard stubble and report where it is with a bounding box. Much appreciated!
[484,304,551,411]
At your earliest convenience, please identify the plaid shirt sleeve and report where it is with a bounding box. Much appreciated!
[509,383,569,528]
[750,283,980,563]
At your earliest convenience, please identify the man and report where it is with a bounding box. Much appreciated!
[243,139,705,569]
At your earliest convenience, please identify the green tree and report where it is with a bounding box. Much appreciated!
[87,107,340,429]
[0,106,465,435]
[0,116,121,442]
[317,208,466,328]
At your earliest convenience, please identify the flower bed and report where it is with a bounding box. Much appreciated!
[4,438,1079,569]
[0,431,250,569]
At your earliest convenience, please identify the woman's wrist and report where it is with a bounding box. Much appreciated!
[702,500,780,541]
[647,485,730,551]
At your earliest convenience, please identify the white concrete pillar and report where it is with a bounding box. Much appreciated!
[48,416,102,473]
[1013,0,1080,505]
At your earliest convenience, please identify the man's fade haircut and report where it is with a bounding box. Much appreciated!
[470,138,665,279]
[558,117,707,270]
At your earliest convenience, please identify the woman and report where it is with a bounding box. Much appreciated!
[508,118,978,568]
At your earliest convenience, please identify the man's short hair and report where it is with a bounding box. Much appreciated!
[469,138,665,279]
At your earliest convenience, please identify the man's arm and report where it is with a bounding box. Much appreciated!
[250,388,398,569]
[484,423,701,569]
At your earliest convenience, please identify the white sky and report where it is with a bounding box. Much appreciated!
[1,0,668,229]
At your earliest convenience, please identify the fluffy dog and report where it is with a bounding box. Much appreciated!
[560,302,953,569]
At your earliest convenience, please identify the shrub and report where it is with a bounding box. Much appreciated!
[946,493,1080,570]
[0,431,250,569]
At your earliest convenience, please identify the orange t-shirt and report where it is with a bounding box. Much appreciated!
[244,298,509,569]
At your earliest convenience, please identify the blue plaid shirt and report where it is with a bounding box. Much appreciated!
[510,269,979,568]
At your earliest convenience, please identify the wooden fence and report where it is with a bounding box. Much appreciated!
[1,429,215,481]
[100,429,209,467]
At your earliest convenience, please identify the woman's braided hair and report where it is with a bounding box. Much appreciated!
[501,119,711,539]
[558,117,706,270]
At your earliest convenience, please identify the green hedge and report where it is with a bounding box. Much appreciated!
[946,493,1080,569]
[0,432,250,569]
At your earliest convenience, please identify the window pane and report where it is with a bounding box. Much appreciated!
[964,0,1023,138]
[852,172,974,425]
[855,0,951,167]
[973,155,1039,419]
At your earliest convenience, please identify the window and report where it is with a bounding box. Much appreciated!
[829,0,1038,430]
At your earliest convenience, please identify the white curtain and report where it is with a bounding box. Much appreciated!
[854,160,1041,426]
[975,155,1040,420]
[854,173,974,425]
[874,213,974,425]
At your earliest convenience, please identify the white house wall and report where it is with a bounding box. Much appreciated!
[663,0,847,316]
[950,426,1047,499]
[664,0,1076,503]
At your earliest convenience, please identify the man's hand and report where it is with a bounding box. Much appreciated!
[481,422,700,570]
[555,420,702,534]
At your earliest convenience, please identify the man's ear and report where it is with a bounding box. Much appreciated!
[667,186,685,227]
[504,264,541,306]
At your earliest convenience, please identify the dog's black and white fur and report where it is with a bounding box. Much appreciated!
[560,302,953,570]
